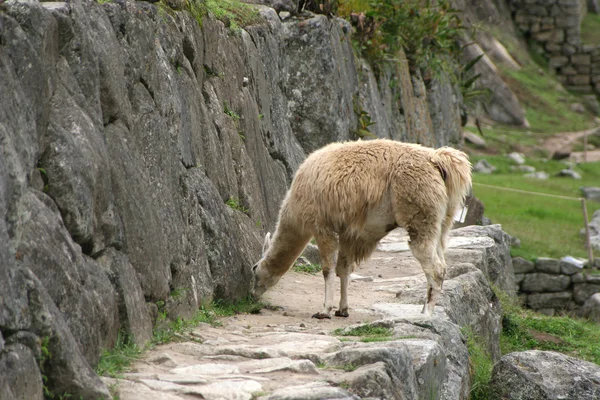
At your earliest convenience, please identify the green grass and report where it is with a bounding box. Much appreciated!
[499,65,596,134]
[465,328,494,400]
[292,263,322,274]
[96,333,142,378]
[581,12,600,44]
[471,155,600,260]
[200,0,262,32]
[467,288,600,399]
[96,297,266,378]
[333,325,394,342]
[496,289,600,365]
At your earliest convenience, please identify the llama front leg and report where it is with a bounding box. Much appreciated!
[312,268,336,319]
[312,235,337,319]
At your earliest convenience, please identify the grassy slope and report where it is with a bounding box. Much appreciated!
[581,12,600,44]
[467,19,599,261]
[471,155,600,260]
[469,289,600,399]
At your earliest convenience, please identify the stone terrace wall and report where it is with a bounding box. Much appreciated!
[513,256,600,320]
[509,0,600,95]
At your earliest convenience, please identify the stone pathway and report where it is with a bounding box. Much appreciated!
[103,226,512,400]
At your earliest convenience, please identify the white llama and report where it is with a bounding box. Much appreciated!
[251,139,472,318]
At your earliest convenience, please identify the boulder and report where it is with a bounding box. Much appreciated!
[473,159,497,174]
[396,269,502,361]
[0,344,43,400]
[557,168,582,179]
[507,152,526,165]
[520,273,571,293]
[463,130,486,147]
[449,225,516,296]
[526,291,573,309]
[462,43,528,126]
[324,346,419,400]
[490,351,600,400]
[512,257,534,274]
[535,258,561,274]
[573,283,600,304]
[453,195,485,228]
[581,293,600,322]
[580,186,600,201]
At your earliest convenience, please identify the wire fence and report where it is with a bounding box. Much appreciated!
[472,182,595,266]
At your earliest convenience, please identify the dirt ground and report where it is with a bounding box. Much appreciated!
[542,127,600,162]
[225,230,424,334]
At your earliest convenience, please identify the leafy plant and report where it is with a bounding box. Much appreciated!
[223,102,240,121]
[96,333,142,378]
[348,0,468,78]
[293,262,322,274]
[353,100,377,138]
[226,196,249,214]
[301,0,339,16]
[459,53,489,105]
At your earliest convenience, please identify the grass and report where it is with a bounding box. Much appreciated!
[96,297,266,378]
[96,333,142,378]
[581,12,600,44]
[333,325,394,342]
[470,154,600,260]
[464,328,494,400]
[196,0,262,32]
[292,262,322,274]
[496,289,600,365]
[499,64,596,135]
[467,288,600,399]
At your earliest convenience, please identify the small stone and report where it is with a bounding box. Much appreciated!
[350,273,374,282]
[507,152,526,165]
[463,131,486,148]
[557,169,581,179]
[524,171,549,180]
[473,159,497,174]
[513,257,534,274]
[570,102,586,113]
[147,353,178,368]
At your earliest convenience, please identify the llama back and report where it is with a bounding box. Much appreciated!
[283,141,393,233]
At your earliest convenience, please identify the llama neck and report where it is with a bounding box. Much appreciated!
[264,220,311,277]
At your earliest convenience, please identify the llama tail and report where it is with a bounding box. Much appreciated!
[432,147,473,212]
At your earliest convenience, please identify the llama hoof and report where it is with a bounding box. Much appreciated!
[311,312,332,319]
[334,310,349,317]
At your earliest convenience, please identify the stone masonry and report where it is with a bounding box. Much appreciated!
[513,256,600,320]
[509,0,600,95]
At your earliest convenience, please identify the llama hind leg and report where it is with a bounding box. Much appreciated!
[408,230,446,316]
[312,234,338,319]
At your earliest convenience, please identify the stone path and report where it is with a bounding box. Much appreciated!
[103,226,512,400]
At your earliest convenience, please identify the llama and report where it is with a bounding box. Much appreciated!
[251,139,472,318]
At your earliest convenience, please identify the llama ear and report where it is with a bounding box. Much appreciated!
[262,232,272,255]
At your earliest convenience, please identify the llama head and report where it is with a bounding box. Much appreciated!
[250,232,278,298]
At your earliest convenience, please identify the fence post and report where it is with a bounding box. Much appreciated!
[582,197,594,267]
[583,132,588,163]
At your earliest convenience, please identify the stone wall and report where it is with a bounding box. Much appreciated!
[0,0,464,397]
[509,0,600,96]
[513,256,600,319]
